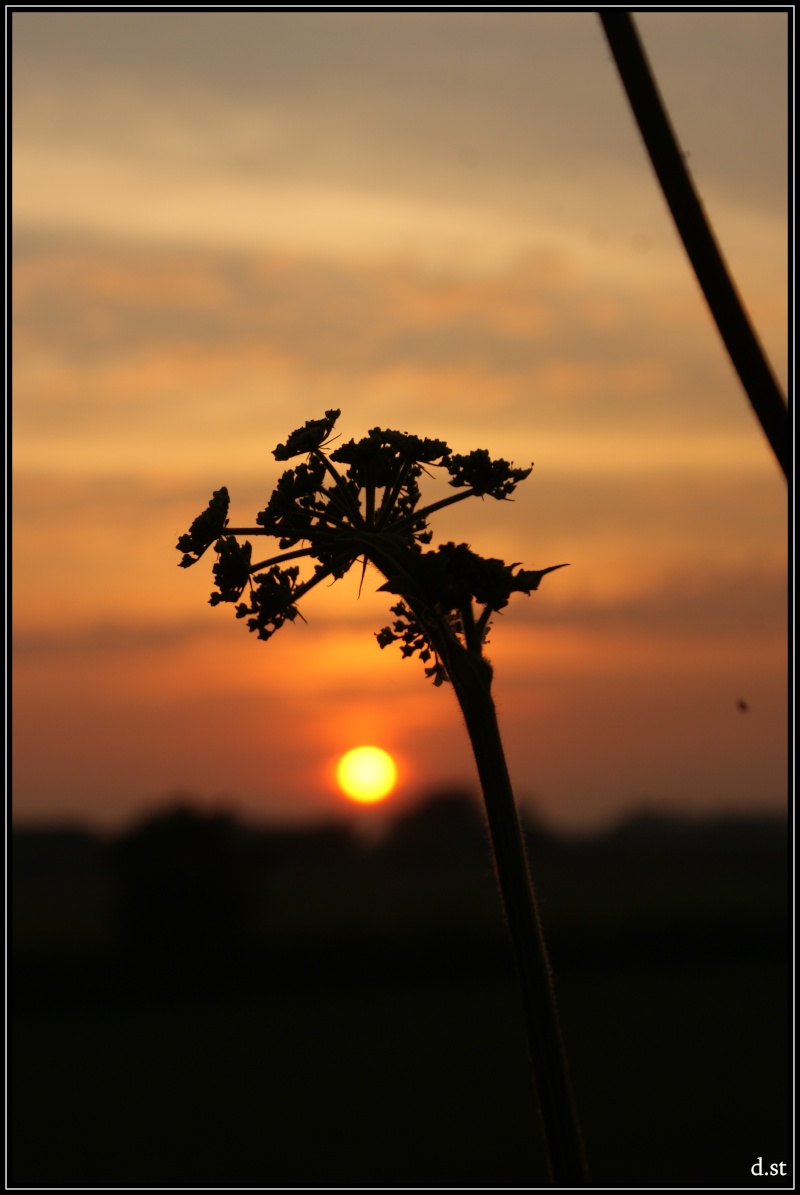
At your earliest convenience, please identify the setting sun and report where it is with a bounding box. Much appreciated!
[336,746,397,804]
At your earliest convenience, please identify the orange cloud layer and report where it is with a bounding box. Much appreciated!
[12,231,787,831]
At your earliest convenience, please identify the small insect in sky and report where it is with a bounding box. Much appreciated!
[736,698,749,713]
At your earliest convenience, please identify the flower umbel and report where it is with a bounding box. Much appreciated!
[176,412,566,683]
[176,487,230,567]
[175,411,585,1183]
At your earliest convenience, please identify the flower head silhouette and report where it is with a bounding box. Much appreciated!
[176,487,230,567]
[175,410,584,1181]
[176,411,566,682]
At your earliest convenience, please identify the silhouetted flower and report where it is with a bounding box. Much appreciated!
[376,601,448,686]
[177,413,565,684]
[174,412,580,1178]
[236,565,304,641]
[256,459,330,548]
[375,545,567,679]
[446,449,532,499]
[209,536,253,605]
[331,428,450,482]
[273,409,341,460]
[176,487,230,566]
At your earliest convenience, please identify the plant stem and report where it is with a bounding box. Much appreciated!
[313,450,366,525]
[375,457,413,528]
[388,487,475,535]
[445,645,588,1185]
[599,10,788,481]
[248,546,318,572]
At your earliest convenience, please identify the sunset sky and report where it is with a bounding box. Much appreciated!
[12,11,788,834]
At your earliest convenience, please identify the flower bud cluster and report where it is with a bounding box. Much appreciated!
[176,411,564,682]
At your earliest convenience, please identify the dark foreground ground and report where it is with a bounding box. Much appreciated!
[11,796,791,1188]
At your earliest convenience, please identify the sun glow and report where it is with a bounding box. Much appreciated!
[336,746,397,804]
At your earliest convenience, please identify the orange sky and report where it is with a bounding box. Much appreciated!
[12,11,788,833]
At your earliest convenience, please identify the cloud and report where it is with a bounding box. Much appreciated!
[508,563,787,639]
[14,416,786,656]
[13,11,786,220]
[14,232,786,483]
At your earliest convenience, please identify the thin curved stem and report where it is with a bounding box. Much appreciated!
[457,599,483,655]
[599,10,788,480]
[375,458,413,529]
[282,559,341,606]
[247,545,318,573]
[223,527,281,537]
[312,450,366,525]
[386,488,476,537]
[475,602,494,643]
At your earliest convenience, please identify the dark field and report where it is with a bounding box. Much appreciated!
[11,798,791,1188]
